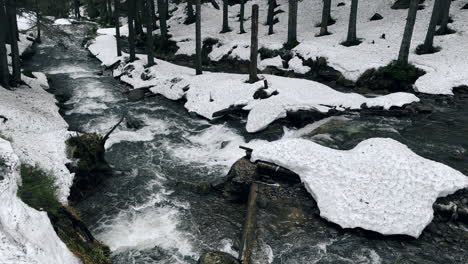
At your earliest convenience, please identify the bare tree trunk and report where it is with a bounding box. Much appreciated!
[0,0,10,89]
[239,0,245,34]
[249,4,259,83]
[398,0,419,65]
[186,0,195,24]
[345,0,358,45]
[419,0,440,53]
[436,0,452,35]
[319,0,331,36]
[127,0,137,62]
[114,0,122,56]
[134,0,144,35]
[221,0,230,33]
[74,0,80,20]
[6,0,20,86]
[150,0,157,29]
[195,0,202,75]
[35,0,41,43]
[267,0,275,35]
[144,0,155,66]
[107,0,113,25]
[286,0,298,48]
[157,0,168,48]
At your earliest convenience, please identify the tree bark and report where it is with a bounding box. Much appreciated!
[221,0,230,33]
[398,0,419,65]
[267,0,275,35]
[345,0,358,44]
[150,0,157,29]
[157,0,168,48]
[127,0,137,62]
[249,4,259,83]
[144,0,155,66]
[239,183,259,264]
[186,0,195,24]
[0,0,9,89]
[420,0,440,52]
[35,0,41,43]
[436,0,452,35]
[114,0,122,56]
[6,0,20,86]
[239,0,245,34]
[74,0,80,20]
[195,0,202,75]
[134,0,143,35]
[319,0,331,36]
[286,0,298,48]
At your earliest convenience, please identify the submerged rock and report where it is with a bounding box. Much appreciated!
[198,251,240,264]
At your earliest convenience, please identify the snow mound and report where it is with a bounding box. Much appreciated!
[250,138,468,237]
[54,18,73,25]
[0,74,73,202]
[88,34,122,67]
[0,139,80,264]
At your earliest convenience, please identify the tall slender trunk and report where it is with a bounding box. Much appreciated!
[221,0,230,33]
[420,0,440,53]
[267,0,275,35]
[157,0,168,49]
[127,0,136,61]
[35,0,41,43]
[436,0,452,35]
[107,0,113,25]
[398,0,419,65]
[345,0,358,44]
[0,0,10,89]
[195,0,202,75]
[286,0,298,48]
[6,0,20,86]
[144,0,155,66]
[150,0,157,29]
[319,0,331,36]
[239,0,245,34]
[114,0,122,56]
[249,4,259,83]
[74,0,80,20]
[134,0,143,35]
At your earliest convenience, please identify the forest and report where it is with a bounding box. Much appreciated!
[1,1,468,264]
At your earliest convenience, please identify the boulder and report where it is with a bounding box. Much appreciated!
[198,251,240,264]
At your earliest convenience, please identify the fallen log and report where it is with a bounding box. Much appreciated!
[239,183,259,264]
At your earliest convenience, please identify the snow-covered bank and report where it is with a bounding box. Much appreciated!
[0,75,73,202]
[249,138,468,237]
[99,0,468,95]
[0,139,80,264]
[88,34,419,133]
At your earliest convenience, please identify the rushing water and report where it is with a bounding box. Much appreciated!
[24,23,468,264]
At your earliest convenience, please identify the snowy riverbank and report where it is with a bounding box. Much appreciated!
[88,34,419,133]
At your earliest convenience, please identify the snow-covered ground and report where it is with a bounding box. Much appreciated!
[249,138,468,237]
[88,34,419,133]
[101,0,467,95]
[0,74,73,202]
[0,139,80,264]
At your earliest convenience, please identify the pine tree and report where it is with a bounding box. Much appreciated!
[239,0,245,34]
[286,0,298,48]
[114,0,122,56]
[0,0,10,89]
[249,4,259,83]
[436,0,453,35]
[319,0,331,36]
[195,0,202,75]
[127,0,136,61]
[144,0,155,66]
[221,0,230,33]
[417,0,440,54]
[267,0,276,35]
[6,0,20,86]
[344,0,359,46]
[157,0,168,48]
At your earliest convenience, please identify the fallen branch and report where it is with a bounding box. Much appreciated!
[0,115,8,123]
[101,115,125,146]
[239,183,259,264]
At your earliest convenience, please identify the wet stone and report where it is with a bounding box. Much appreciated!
[198,251,240,264]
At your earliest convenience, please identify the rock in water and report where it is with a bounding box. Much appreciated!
[250,138,468,237]
[198,251,240,264]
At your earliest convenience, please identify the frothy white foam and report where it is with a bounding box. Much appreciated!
[46,65,93,75]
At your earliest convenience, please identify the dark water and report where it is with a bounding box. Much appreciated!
[24,23,468,264]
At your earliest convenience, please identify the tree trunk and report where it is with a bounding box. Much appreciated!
[239,0,245,34]
[319,0,331,36]
[195,0,202,75]
[286,0,298,48]
[127,0,137,62]
[249,4,259,83]
[420,0,440,53]
[0,0,10,89]
[6,0,20,86]
[267,0,275,35]
[345,0,358,44]
[150,0,157,29]
[436,0,452,35]
[186,0,195,24]
[35,0,41,43]
[74,0,80,20]
[134,0,143,35]
[114,0,122,56]
[238,183,259,264]
[107,0,113,25]
[157,0,168,48]
[221,0,230,33]
[144,0,155,66]
[398,0,419,65]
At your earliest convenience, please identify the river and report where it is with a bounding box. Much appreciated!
[24,23,468,264]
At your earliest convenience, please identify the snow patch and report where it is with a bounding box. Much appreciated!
[250,138,468,237]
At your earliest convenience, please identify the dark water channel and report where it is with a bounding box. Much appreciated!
[24,23,468,264]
